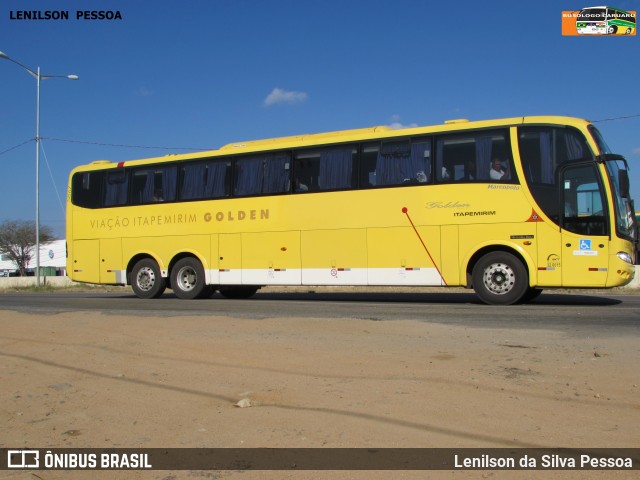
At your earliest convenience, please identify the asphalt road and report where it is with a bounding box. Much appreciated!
[0,289,638,335]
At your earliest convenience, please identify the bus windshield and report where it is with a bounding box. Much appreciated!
[604,159,636,241]
[588,125,635,242]
[588,125,612,154]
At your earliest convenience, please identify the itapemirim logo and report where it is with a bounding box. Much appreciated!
[562,5,636,35]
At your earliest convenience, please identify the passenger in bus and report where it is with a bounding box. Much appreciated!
[463,161,476,181]
[153,189,164,202]
[490,158,511,181]
[294,178,308,192]
[401,171,427,185]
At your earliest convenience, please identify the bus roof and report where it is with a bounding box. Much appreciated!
[219,125,394,152]
[78,115,592,170]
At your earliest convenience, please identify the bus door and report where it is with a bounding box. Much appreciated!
[560,163,610,286]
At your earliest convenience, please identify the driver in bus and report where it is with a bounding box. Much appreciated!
[490,157,511,181]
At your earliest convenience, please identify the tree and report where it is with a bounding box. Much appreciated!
[0,220,56,276]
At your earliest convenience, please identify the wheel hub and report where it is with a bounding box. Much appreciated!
[136,267,155,291]
[177,267,197,291]
[483,263,515,295]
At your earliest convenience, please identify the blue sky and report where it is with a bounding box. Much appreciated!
[1,0,639,236]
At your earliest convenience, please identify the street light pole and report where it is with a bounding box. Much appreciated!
[0,51,78,287]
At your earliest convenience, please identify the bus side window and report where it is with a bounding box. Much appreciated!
[375,140,431,186]
[157,166,177,202]
[294,152,318,191]
[180,160,231,200]
[130,166,177,204]
[235,153,291,196]
[435,131,509,183]
[519,126,593,226]
[104,170,128,207]
[294,146,357,192]
[360,143,379,187]
[72,171,103,209]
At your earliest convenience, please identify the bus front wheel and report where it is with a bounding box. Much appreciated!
[472,252,528,305]
[131,258,166,299]
[171,257,208,300]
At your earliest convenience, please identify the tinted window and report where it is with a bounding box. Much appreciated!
[436,130,511,183]
[562,164,608,236]
[235,152,291,196]
[519,126,594,225]
[588,125,611,155]
[104,170,129,207]
[180,160,231,200]
[519,127,593,185]
[294,146,356,192]
[130,165,178,204]
[375,140,431,186]
[72,171,103,208]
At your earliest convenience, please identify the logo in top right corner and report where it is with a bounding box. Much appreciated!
[562,6,636,36]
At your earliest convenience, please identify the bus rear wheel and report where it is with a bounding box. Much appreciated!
[171,257,208,299]
[472,252,528,305]
[131,258,166,299]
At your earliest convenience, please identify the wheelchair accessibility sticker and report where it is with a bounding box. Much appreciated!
[573,239,598,256]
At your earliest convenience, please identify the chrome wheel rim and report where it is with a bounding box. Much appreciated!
[176,266,197,292]
[482,262,515,295]
[136,267,156,292]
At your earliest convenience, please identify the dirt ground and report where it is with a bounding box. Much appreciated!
[0,303,638,480]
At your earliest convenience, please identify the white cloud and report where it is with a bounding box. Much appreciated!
[388,114,417,129]
[136,86,155,97]
[263,87,308,107]
[632,147,640,156]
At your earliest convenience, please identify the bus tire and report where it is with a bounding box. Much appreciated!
[131,258,166,299]
[472,252,528,305]
[219,286,260,299]
[171,257,207,300]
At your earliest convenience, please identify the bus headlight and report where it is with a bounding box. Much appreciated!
[616,251,633,264]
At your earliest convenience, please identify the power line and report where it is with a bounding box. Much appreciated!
[3,114,639,157]
[41,136,214,152]
[591,113,640,123]
[39,140,65,215]
[0,137,33,157]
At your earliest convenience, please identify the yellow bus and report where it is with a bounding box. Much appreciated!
[66,116,637,305]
